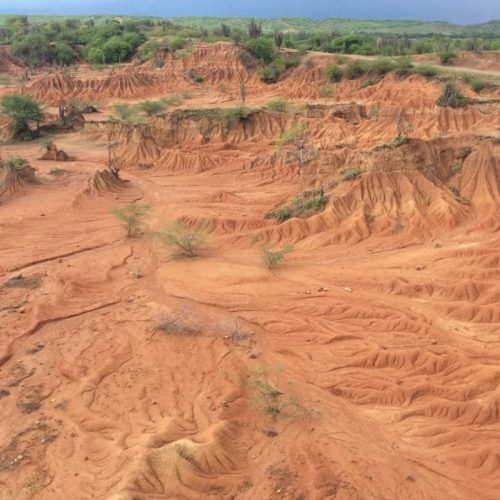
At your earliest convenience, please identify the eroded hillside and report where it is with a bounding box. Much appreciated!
[0,42,499,500]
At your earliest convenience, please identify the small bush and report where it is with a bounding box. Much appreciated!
[275,54,301,69]
[360,78,376,89]
[319,84,334,97]
[266,98,289,113]
[394,57,414,78]
[245,37,274,63]
[139,100,167,116]
[325,64,343,82]
[261,244,294,270]
[470,80,487,93]
[335,55,347,65]
[439,50,457,65]
[240,49,258,70]
[112,203,150,237]
[292,191,328,216]
[414,65,438,78]
[264,207,292,222]
[261,61,283,83]
[451,163,462,174]
[276,123,306,150]
[113,103,143,123]
[159,223,204,257]
[345,60,369,79]
[437,81,467,108]
[170,36,188,51]
[370,58,395,76]
[341,168,363,181]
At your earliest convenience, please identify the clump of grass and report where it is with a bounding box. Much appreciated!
[470,80,487,94]
[318,83,334,97]
[413,65,438,78]
[451,163,463,174]
[266,98,289,113]
[344,60,369,80]
[276,123,306,150]
[261,244,294,270]
[437,81,467,108]
[394,57,414,78]
[359,78,376,89]
[138,99,168,116]
[254,378,284,420]
[264,207,292,223]
[341,168,364,181]
[112,103,144,124]
[325,63,343,82]
[159,223,204,257]
[291,190,328,216]
[112,202,150,237]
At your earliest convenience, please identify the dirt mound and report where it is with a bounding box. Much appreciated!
[22,71,83,103]
[81,170,128,196]
[0,158,37,198]
[39,144,71,161]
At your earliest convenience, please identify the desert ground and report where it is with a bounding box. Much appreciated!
[0,42,499,499]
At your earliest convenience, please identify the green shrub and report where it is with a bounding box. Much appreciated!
[245,37,274,63]
[112,203,150,237]
[341,168,363,181]
[360,78,376,89]
[345,60,369,79]
[264,207,292,222]
[471,80,487,93]
[325,64,343,82]
[437,81,467,108]
[451,163,462,173]
[276,123,307,150]
[439,50,457,65]
[261,244,294,270]
[319,84,334,97]
[370,58,396,75]
[275,54,301,69]
[394,57,414,78]
[266,98,289,113]
[414,65,438,78]
[292,191,328,216]
[261,61,283,83]
[159,223,204,257]
[138,100,167,116]
[1,93,43,139]
[113,103,143,123]
[170,36,188,51]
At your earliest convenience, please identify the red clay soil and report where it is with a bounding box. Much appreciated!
[0,43,499,500]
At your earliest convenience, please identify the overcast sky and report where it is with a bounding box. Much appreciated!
[1,0,498,24]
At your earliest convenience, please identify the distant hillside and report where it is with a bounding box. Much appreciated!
[0,14,498,37]
[173,17,500,37]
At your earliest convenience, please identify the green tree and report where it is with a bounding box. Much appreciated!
[1,94,44,139]
[12,32,53,67]
[54,42,75,66]
[325,64,343,82]
[245,38,274,63]
[248,19,262,39]
[159,223,205,257]
[112,203,150,237]
[102,36,132,63]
